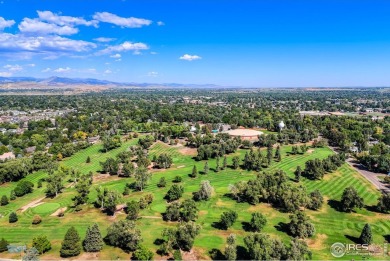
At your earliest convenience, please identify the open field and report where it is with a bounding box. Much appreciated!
[0,140,388,260]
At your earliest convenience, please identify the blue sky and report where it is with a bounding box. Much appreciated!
[0,0,390,87]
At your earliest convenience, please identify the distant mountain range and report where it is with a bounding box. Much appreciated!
[0,76,222,88]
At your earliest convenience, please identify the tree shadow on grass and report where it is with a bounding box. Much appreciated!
[211,221,227,230]
[241,221,252,232]
[209,248,225,260]
[274,222,290,235]
[153,238,164,246]
[236,245,249,260]
[327,199,342,211]
[345,235,360,244]
[364,204,380,213]
[384,235,390,243]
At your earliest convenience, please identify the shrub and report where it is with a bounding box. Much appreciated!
[173,176,182,183]
[9,212,18,223]
[32,215,42,225]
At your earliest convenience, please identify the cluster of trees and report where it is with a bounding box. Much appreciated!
[196,138,240,160]
[302,153,345,180]
[164,199,198,222]
[229,170,324,212]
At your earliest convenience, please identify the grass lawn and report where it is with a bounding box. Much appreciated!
[0,141,388,260]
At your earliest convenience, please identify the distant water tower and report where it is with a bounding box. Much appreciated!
[278,121,285,132]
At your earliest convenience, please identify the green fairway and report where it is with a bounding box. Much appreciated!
[0,141,388,260]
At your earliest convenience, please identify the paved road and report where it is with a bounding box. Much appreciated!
[345,158,390,193]
[329,146,390,193]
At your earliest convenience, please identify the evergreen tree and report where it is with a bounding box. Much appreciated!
[294,166,302,182]
[86,156,91,163]
[0,238,8,252]
[32,235,51,254]
[157,177,167,187]
[224,234,237,261]
[203,161,209,174]
[190,165,198,178]
[275,145,281,161]
[22,247,39,261]
[60,226,81,257]
[83,223,104,252]
[9,212,18,223]
[1,195,9,206]
[222,156,228,170]
[10,190,16,200]
[359,224,373,245]
[232,156,240,169]
[215,156,220,172]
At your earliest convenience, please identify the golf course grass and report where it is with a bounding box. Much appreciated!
[0,138,388,260]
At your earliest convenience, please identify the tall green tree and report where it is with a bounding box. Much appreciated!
[60,226,81,257]
[83,223,104,252]
[32,235,51,254]
[359,224,373,245]
[224,234,237,261]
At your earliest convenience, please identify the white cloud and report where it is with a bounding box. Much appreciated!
[157,21,165,26]
[54,67,71,73]
[0,17,15,30]
[104,69,112,74]
[98,41,148,55]
[93,12,152,28]
[94,37,116,42]
[150,51,157,55]
[147,71,158,77]
[19,18,79,35]
[110,53,121,59]
[26,63,36,67]
[0,33,96,56]
[179,54,202,61]
[37,11,98,27]
[115,59,121,62]
[41,67,51,72]
[0,71,12,77]
[4,64,23,71]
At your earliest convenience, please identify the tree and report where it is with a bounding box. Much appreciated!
[155,154,173,169]
[32,215,42,225]
[157,177,166,188]
[190,165,198,178]
[10,190,16,200]
[165,202,181,221]
[359,223,373,245]
[180,199,198,222]
[0,238,9,252]
[14,180,34,197]
[222,156,228,170]
[122,162,135,177]
[126,201,140,220]
[134,167,151,191]
[45,171,64,198]
[275,145,281,161]
[232,156,240,169]
[215,156,220,172]
[60,226,81,257]
[9,212,18,223]
[132,245,153,261]
[86,156,91,163]
[175,221,201,251]
[193,180,213,201]
[1,195,9,206]
[376,193,390,213]
[83,223,104,252]
[203,161,209,174]
[100,158,118,175]
[219,210,238,230]
[73,177,91,207]
[105,220,142,252]
[165,185,184,202]
[288,238,312,260]
[23,247,39,261]
[244,233,287,260]
[294,166,302,182]
[288,211,315,238]
[102,135,121,152]
[225,234,237,261]
[308,190,323,210]
[32,235,51,254]
[340,186,364,212]
[250,212,267,232]
[173,176,182,183]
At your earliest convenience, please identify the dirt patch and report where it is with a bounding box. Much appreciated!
[181,249,198,261]
[73,252,100,260]
[307,149,314,154]
[177,165,186,168]
[20,197,45,212]
[215,199,231,207]
[141,216,161,219]
[179,147,197,156]
[306,233,328,251]
[50,207,67,217]
[198,210,208,216]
